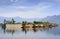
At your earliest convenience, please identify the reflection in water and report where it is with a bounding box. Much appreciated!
[2,25,6,33]
[0,25,60,39]
[46,25,60,35]
[5,30,15,35]
[1,25,57,35]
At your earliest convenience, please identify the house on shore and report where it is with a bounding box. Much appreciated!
[6,24,33,30]
[5,23,56,30]
[25,24,33,29]
[6,24,22,30]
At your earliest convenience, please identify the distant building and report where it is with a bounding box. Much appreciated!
[6,24,22,30]
[5,23,55,30]
[25,24,33,29]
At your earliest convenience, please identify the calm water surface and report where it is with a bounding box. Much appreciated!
[0,25,60,39]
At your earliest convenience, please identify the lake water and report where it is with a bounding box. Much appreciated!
[0,25,60,39]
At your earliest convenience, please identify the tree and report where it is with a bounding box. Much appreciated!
[4,19,7,24]
[22,21,27,25]
[34,21,43,24]
[11,18,15,24]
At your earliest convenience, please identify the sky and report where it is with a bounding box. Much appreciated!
[0,0,60,18]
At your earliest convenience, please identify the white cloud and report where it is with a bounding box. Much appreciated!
[0,3,52,18]
[10,0,28,2]
[0,1,59,18]
[10,0,18,2]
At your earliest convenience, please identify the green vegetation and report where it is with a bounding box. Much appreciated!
[33,21,50,24]
[3,19,51,24]
[4,19,7,24]
[0,23,4,26]
[22,21,27,25]
[4,18,15,24]
[0,18,57,27]
[11,18,15,24]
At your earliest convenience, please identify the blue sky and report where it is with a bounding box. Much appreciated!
[0,0,60,18]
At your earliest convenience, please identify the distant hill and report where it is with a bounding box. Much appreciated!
[42,15,60,24]
[0,16,41,23]
[0,15,60,24]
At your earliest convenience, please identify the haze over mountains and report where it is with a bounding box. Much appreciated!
[0,16,42,23]
[42,15,60,24]
[0,15,60,24]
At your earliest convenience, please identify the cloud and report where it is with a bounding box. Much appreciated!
[54,0,60,2]
[10,0,17,2]
[0,0,60,18]
[0,0,60,6]
[0,3,52,18]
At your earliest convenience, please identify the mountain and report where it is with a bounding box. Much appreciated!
[0,15,60,24]
[0,16,41,23]
[42,15,60,24]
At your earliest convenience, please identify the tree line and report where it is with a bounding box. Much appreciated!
[4,18,50,24]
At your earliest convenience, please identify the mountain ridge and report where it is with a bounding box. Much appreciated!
[0,15,60,24]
